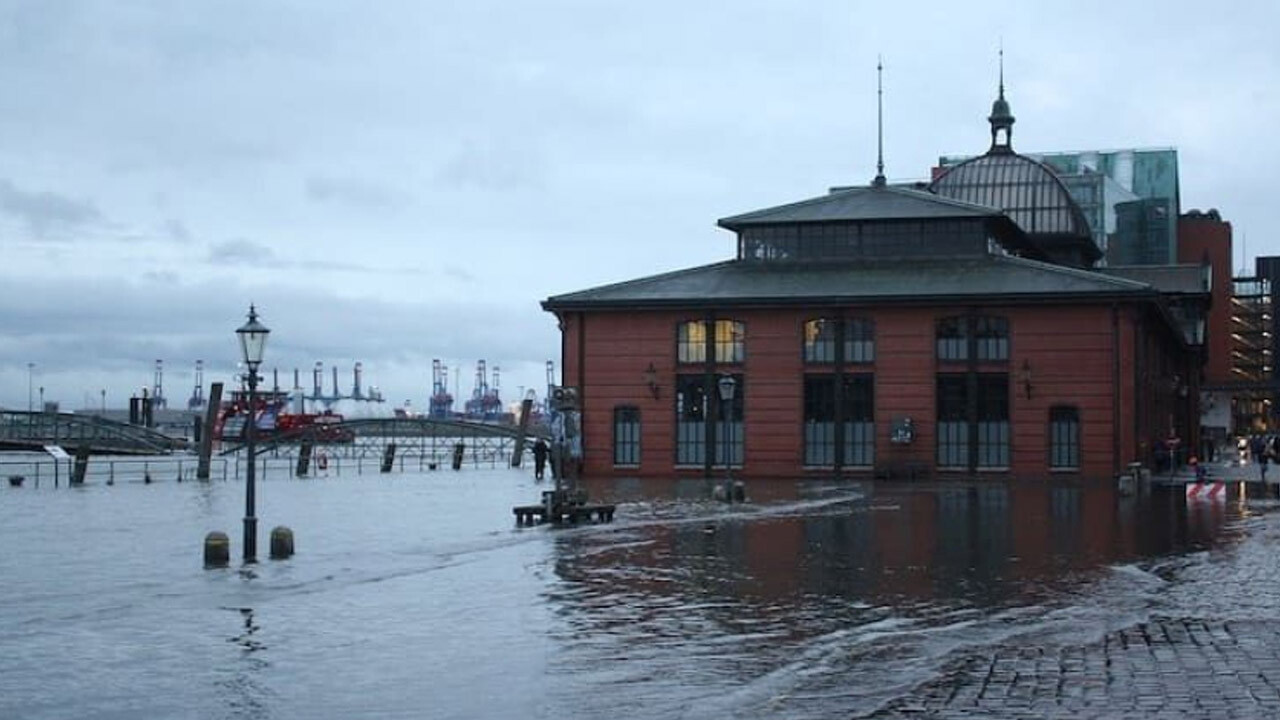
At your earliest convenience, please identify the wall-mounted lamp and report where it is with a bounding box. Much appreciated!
[642,362,660,400]
[1019,359,1033,400]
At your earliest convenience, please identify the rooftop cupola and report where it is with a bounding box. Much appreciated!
[988,53,1015,153]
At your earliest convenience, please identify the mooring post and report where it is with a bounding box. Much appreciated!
[296,442,313,478]
[269,526,294,559]
[204,531,230,568]
[197,382,223,481]
[72,445,90,485]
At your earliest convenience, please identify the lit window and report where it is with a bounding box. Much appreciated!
[803,319,836,363]
[677,321,706,364]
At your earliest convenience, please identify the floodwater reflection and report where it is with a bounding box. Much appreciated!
[0,468,1255,720]
[543,478,1244,718]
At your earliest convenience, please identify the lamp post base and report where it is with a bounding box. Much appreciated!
[243,515,258,563]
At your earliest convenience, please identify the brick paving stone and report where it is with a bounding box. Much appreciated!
[867,618,1280,719]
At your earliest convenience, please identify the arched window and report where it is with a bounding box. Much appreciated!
[678,320,745,364]
[1049,406,1080,469]
[936,317,968,361]
[714,320,745,363]
[845,318,875,363]
[804,317,874,364]
[974,316,1009,361]
[936,315,1008,362]
[803,319,836,363]
[677,320,706,363]
[613,406,640,466]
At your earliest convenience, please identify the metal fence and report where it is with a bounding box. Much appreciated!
[2,438,520,488]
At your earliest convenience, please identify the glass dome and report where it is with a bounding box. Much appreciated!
[930,152,1092,239]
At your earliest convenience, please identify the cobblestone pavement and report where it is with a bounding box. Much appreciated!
[870,618,1280,719]
[865,492,1280,719]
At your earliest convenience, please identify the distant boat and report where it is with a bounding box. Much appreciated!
[214,390,353,443]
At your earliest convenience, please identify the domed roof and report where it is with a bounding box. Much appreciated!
[930,151,1092,238]
[932,68,1093,246]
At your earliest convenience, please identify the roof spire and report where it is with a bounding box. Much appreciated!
[988,45,1015,153]
[873,55,886,187]
[999,42,1005,97]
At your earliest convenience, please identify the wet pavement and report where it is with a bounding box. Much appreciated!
[868,466,1280,719]
[871,618,1280,719]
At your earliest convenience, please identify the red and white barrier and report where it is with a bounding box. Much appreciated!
[1186,482,1226,501]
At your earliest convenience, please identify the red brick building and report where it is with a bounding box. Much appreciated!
[543,86,1208,481]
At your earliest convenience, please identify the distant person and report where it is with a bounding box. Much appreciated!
[1191,456,1207,484]
[532,439,549,481]
[1251,435,1269,481]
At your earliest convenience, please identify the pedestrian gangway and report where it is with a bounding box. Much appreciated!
[221,416,552,467]
[0,411,189,455]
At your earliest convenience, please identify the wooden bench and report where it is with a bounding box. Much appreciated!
[512,503,615,526]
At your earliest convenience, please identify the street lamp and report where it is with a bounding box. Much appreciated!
[27,363,34,412]
[236,304,270,563]
[717,373,737,501]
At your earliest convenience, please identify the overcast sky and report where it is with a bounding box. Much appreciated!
[1,0,1277,413]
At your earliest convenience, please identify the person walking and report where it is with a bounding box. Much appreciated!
[532,438,549,481]
[1251,435,1269,482]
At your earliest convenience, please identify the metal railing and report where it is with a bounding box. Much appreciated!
[1,442,520,488]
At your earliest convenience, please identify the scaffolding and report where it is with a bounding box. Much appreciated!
[1230,276,1273,433]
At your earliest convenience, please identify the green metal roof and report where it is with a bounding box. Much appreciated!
[1101,264,1210,295]
[716,183,1006,230]
[542,254,1158,311]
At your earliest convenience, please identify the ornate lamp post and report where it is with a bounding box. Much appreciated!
[717,373,737,501]
[236,305,270,563]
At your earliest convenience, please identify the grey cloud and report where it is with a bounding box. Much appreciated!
[0,179,101,239]
[435,141,543,191]
[305,175,408,209]
[164,218,191,243]
[443,265,477,283]
[203,236,416,276]
[208,239,276,265]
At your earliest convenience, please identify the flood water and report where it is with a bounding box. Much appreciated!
[0,459,1267,719]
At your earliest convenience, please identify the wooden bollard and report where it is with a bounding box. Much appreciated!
[270,526,294,559]
[204,531,230,568]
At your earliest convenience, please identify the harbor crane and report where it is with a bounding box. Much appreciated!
[429,359,454,418]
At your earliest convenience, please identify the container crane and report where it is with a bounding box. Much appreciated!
[187,359,205,410]
[152,359,167,409]
[464,359,489,418]
[429,359,453,418]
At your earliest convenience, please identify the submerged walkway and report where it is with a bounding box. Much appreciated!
[868,485,1280,719]
[871,618,1280,718]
